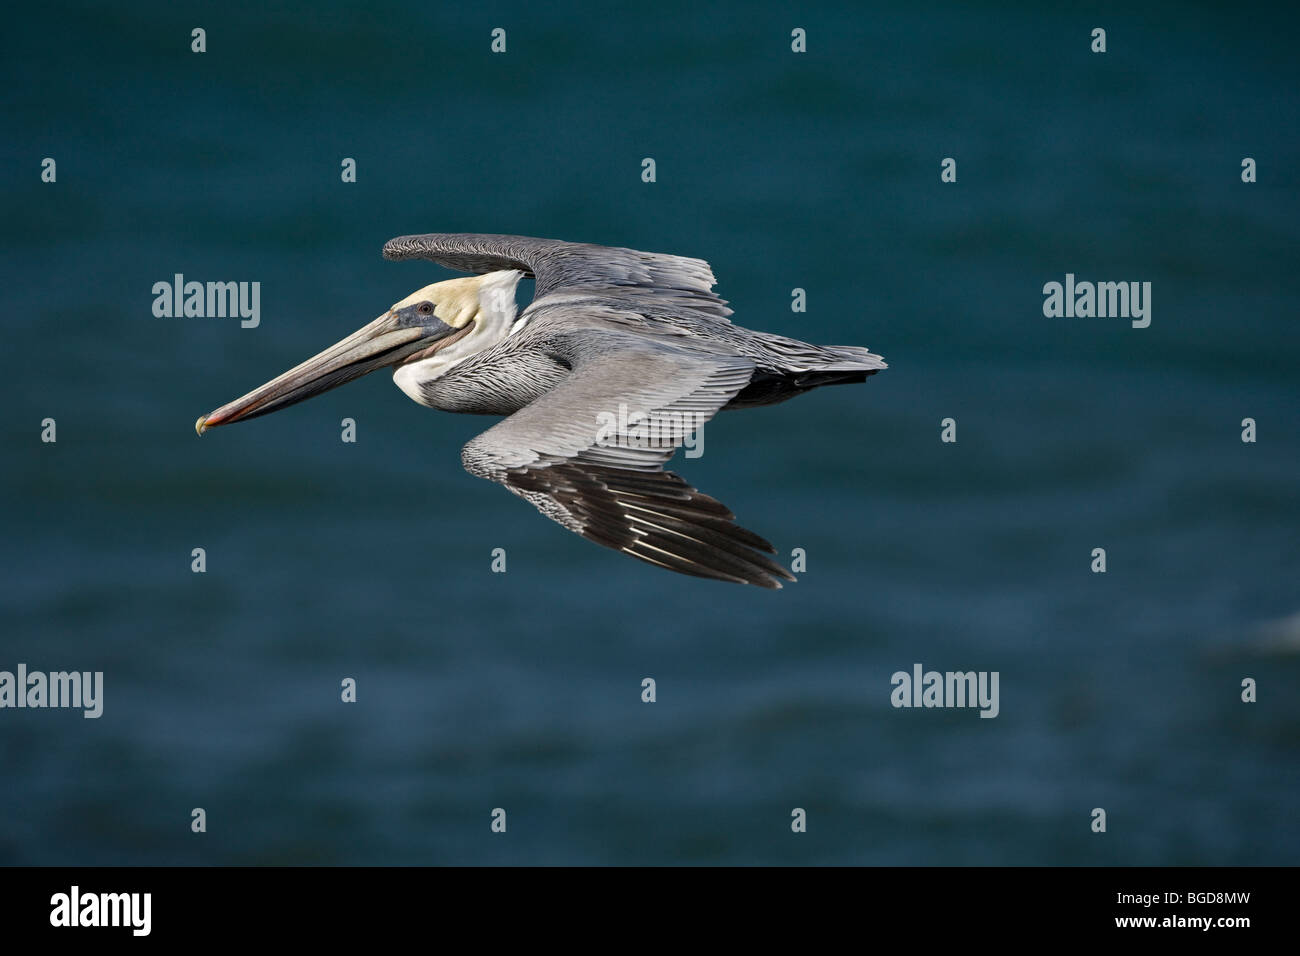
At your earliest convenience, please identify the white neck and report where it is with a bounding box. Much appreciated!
[392,270,521,405]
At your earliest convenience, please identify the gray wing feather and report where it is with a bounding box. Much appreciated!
[461,332,794,588]
[382,232,731,316]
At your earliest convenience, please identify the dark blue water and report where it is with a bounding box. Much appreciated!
[2,2,1297,864]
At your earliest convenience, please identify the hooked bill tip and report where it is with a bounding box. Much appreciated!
[195,416,208,436]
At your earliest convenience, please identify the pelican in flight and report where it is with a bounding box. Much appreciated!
[197,234,886,588]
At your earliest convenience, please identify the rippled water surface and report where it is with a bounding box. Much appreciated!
[1,2,1297,864]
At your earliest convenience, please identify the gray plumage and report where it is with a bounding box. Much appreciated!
[200,233,886,589]
[384,234,886,588]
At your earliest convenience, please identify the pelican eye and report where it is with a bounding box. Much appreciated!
[417,302,433,316]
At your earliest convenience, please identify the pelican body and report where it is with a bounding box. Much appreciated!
[198,234,886,588]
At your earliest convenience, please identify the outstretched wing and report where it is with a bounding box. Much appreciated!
[461,332,795,589]
[382,232,733,318]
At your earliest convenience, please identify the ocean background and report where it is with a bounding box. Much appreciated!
[1,2,1296,865]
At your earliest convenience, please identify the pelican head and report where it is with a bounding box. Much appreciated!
[196,271,519,434]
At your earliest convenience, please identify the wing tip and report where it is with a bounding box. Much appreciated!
[382,235,417,260]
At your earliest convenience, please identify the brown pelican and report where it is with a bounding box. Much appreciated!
[197,234,886,588]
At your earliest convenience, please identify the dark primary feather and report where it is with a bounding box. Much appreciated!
[506,462,794,588]
[460,333,795,588]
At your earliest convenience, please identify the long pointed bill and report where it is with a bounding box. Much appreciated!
[196,312,432,435]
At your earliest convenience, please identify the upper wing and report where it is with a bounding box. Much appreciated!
[461,332,795,588]
[382,232,732,317]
